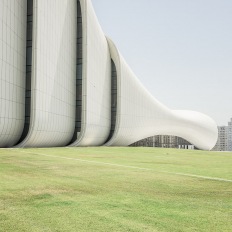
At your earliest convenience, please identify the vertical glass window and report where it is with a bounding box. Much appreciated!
[17,0,33,144]
[105,60,117,143]
[70,0,83,143]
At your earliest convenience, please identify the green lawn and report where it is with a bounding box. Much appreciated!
[0,147,231,232]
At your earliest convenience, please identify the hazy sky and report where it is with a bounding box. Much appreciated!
[91,0,232,126]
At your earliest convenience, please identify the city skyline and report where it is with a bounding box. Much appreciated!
[92,0,232,125]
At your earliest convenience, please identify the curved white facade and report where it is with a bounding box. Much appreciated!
[0,1,27,147]
[70,0,111,146]
[18,0,77,147]
[0,0,218,150]
[104,38,218,150]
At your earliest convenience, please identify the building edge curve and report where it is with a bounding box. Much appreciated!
[104,37,218,150]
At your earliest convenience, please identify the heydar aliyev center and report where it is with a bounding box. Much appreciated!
[0,0,218,150]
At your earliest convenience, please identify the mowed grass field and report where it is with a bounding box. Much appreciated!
[0,147,231,232]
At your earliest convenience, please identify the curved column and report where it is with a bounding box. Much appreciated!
[105,38,218,150]
[0,1,27,147]
[70,0,111,146]
[17,0,77,147]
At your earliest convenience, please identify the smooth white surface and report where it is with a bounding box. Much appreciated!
[18,0,76,147]
[70,0,111,146]
[105,38,218,150]
[0,0,27,147]
[91,0,232,127]
[0,0,218,150]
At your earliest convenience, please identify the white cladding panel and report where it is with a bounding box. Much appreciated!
[70,0,111,146]
[0,0,27,147]
[18,0,76,147]
[105,38,218,150]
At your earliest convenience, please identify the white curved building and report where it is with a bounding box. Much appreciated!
[0,1,27,147]
[105,38,218,150]
[0,0,218,150]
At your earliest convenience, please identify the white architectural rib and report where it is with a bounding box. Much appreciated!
[17,0,77,147]
[0,1,27,147]
[70,0,111,146]
[105,38,218,150]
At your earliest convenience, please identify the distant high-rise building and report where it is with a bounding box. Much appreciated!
[228,119,232,151]
[213,127,228,151]
[212,118,232,151]
[131,135,194,150]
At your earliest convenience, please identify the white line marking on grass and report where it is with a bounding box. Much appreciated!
[14,150,232,183]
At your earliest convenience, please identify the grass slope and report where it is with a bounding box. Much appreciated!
[0,147,231,232]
